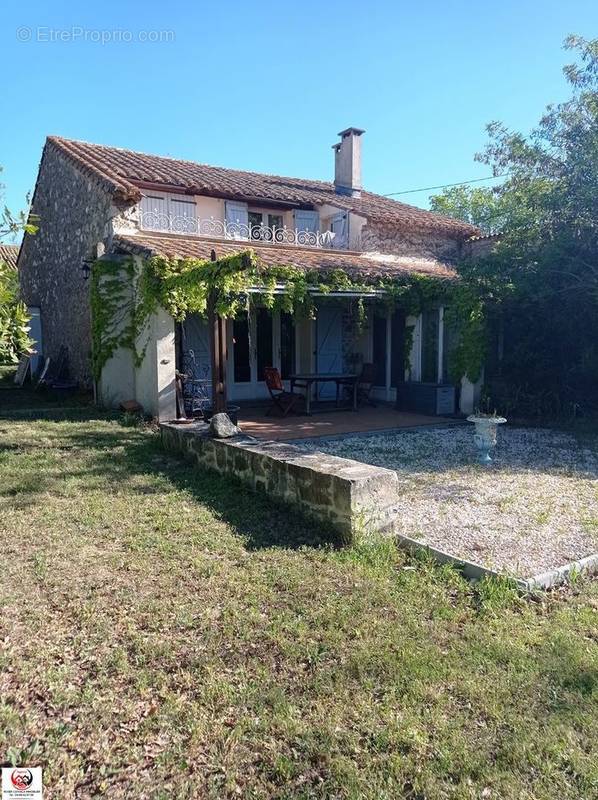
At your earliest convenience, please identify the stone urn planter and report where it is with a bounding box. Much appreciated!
[467,414,507,464]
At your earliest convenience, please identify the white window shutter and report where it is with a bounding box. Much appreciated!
[294,209,320,233]
[141,195,169,231]
[169,197,197,234]
[225,201,249,239]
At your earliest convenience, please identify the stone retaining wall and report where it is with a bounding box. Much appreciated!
[160,422,400,543]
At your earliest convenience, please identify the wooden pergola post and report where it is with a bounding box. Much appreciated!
[208,250,228,413]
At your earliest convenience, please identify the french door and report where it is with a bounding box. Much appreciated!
[227,309,296,400]
[371,308,406,402]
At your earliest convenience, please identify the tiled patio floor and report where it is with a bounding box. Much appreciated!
[237,404,453,441]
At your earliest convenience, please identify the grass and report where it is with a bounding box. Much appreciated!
[0,388,597,799]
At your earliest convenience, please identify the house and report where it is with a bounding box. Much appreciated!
[0,243,20,270]
[18,129,482,419]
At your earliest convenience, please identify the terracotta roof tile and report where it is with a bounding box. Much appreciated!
[47,137,141,202]
[48,136,479,238]
[0,243,20,270]
[113,231,457,282]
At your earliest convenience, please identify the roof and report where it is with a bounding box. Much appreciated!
[112,231,457,282]
[468,232,501,242]
[0,243,20,270]
[46,136,479,239]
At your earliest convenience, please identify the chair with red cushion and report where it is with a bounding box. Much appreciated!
[264,367,304,417]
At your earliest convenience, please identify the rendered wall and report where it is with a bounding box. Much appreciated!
[459,376,482,415]
[97,255,176,420]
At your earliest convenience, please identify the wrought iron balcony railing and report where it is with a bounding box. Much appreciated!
[139,211,338,249]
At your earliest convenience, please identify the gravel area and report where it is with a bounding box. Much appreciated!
[302,426,598,579]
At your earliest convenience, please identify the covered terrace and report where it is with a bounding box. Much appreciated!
[102,231,477,425]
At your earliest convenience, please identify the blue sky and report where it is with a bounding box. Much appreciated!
[1,0,596,232]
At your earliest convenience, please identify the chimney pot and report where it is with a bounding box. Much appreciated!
[332,127,365,197]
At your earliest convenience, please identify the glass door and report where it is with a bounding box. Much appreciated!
[279,311,296,383]
[421,309,441,383]
[227,309,275,400]
[255,307,273,387]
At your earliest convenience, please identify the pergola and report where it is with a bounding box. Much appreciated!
[112,231,458,417]
[205,256,389,414]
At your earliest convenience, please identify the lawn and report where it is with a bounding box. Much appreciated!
[0,389,597,799]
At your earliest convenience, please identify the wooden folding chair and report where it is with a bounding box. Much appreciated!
[341,362,377,407]
[357,362,377,406]
[264,367,303,417]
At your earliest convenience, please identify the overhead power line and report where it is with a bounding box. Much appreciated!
[383,174,508,197]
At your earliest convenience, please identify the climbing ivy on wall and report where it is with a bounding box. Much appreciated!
[90,249,485,383]
[90,258,136,381]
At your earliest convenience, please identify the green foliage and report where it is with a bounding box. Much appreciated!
[431,35,598,417]
[475,575,522,613]
[90,258,138,380]
[0,165,38,365]
[444,285,486,383]
[0,166,39,241]
[430,184,505,233]
[92,251,485,382]
[0,259,32,364]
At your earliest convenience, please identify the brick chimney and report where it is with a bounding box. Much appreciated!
[332,127,365,197]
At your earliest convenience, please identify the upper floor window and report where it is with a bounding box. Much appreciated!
[248,210,284,242]
[139,193,336,248]
[329,212,349,249]
[140,193,197,234]
[228,202,326,246]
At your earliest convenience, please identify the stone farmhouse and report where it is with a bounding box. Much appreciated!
[18,128,483,419]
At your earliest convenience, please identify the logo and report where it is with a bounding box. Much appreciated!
[10,772,32,791]
[1,767,42,798]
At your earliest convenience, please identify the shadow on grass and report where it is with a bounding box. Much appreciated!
[0,390,340,551]
[0,385,99,416]
[3,388,596,555]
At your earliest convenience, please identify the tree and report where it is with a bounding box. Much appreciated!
[431,35,598,418]
[430,185,504,233]
[0,260,31,363]
[0,168,38,364]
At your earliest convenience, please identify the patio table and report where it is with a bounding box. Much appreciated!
[289,373,358,415]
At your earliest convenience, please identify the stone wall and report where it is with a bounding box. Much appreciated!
[361,221,462,261]
[18,142,131,386]
[462,235,500,259]
[161,422,400,542]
